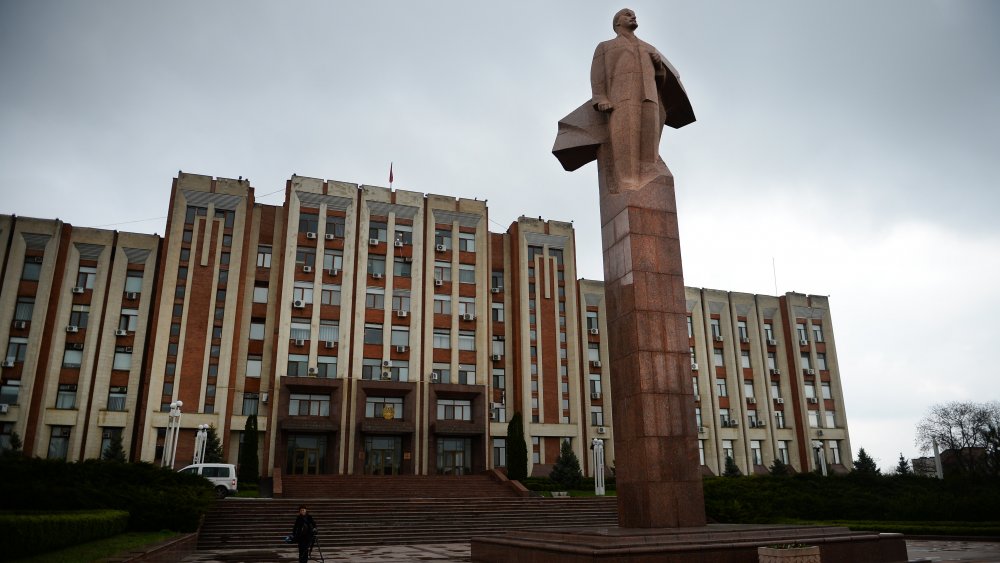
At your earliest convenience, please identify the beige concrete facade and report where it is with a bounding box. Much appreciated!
[1,173,851,478]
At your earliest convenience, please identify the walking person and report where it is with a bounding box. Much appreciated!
[291,504,318,563]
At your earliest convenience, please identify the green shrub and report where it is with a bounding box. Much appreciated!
[0,510,128,561]
[0,457,214,532]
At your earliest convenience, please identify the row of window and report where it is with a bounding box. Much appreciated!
[693,317,826,344]
[698,438,843,467]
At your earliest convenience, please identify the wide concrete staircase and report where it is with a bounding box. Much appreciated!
[198,475,618,550]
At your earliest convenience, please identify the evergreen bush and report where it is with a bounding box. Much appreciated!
[550,440,583,490]
[506,412,528,481]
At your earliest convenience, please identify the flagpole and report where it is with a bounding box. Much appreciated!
[389,162,394,190]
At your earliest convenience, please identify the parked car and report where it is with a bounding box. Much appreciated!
[180,463,238,498]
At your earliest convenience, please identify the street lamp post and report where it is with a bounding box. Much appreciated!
[161,400,183,469]
[193,424,208,464]
[592,438,606,496]
[813,440,828,476]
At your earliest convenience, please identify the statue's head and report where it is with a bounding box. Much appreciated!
[613,9,637,32]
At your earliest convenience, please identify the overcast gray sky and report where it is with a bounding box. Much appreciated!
[2,0,998,471]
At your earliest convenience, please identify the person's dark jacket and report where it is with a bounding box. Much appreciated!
[292,514,316,544]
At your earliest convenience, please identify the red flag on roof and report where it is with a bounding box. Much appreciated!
[389,162,394,185]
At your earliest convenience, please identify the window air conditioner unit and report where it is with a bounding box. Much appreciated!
[12,321,27,330]
[698,426,706,433]
[396,310,409,318]
[369,238,380,246]
[124,346,133,353]
[71,286,85,294]
[306,232,317,239]
[756,420,766,428]
[747,397,756,404]
[434,279,444,286]
[589,328,600,336]
[403,256,413,263]
[591,360,602,368]
[597,426,607,434]
[430,372,440,383]
[66,325,78,333]
[1,361,13,368]
[806,368,815,375]
[292,300,305,309]
[327,268,339,276]
[115,329,127,337]
[30,256,43,263]
[489,410,499,421]
[71,343,84,350]
[729,420,739,427]
[808,397,819,404]
[691,363,699,371]
[382,360,393,367]
[462,313,476,321]
[307,367,318,375]
[770,368,781,375]
[293,339,305,347]
[817,430,824,437]
[714,335,724,342]
[435,244,446,252]
[741,337,751,344]
[767,339,777,346]
[694,395,700,402]
[324,341,336,349]
[800,339,808,346]
[324,233,335,240]
[371,272,384,280]
[491,354,502,361]
[775,398,785,404]
[125,292,139,300]
[490,287,501,294]
[380,371,392,381]
[395,345,408,353]
[261,392,269,403]
[490,402,504,410]
[0,404,8,414]
[591,392,602,400]
[394,240,404,248]
[302,265,313,273]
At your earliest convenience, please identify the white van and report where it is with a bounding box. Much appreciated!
[180,463,238,498]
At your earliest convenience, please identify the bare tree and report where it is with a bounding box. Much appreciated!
[915,401,1000,475]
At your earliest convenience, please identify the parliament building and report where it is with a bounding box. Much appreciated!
[0,172,853,479]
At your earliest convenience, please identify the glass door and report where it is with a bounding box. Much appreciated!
[364,436,401,475]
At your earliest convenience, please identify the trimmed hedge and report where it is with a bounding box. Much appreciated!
[0,509,128,561]
[0,457,214,532]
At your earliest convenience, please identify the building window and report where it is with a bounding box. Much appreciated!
[737,321,748,341]
[591,406,604,426]
[719,408,731,426]
[287,354,308,377]
[435,228,452,250]
[317,356,337,378]
[393,224,412,245]
[55,384,77,409]
[747,409,758,426]
[292,282,314,305]
[808,411,819,428]
[434,295,451,315]
[364,324,383,345]
[829,440,842,464]
[367,256,386,276]
[821,382,832,400]
[256,245,272,268]
[710,318,721,339]
[743,380,755,399]
[491,271,503,290]
[804,382,816,399]
[825,410,837,428]
[458,331,475,351]
[692,375,699,397]
[48,426,71,460]
[434,363,451,384]
[113,347,132,371]
[778,441,790,464]
[699,440,705,465]
[323,250,343,272]
[437,399,472,421]
[77,265,98,289]
[713,348,724,367]
[118,308,139,332]
[770,381,781,399]
[365,396,402,419]
[295,248,316,268]
[365,289,384,309]
[740,350,751,368]
[816,353,828,371]
[249,321,265,340]
[491,337,505,357]
[722,439,734,462]
[458,264,476,284]
[694,407,702,427]
[369,221,388,243]
[0,380,20,405]
[750,440,763,465]
[458,232,475,252]
[491,303,504,322]
[291,318,311,342]
[767,352,777,370]
[14,297,34,322]
[106,386,127,411]
[69,304,90,329]
[326,215,346,238]
[289,393,330,416]
[493,369,505,390]
[716,378,728,397]
[62,347,83,369]
[796,323,808,343]
[589,373,602,395]
[493,438,507,468]
[458,298,475,317]
[391,327,410,348]
[243,393,259,416]
[250,284,268,304]
[775,410,785,428]
[21,257,42,281]
[434,261,451,282]
[123,270,143,294]
[800,352,811,370]
[361,359,382,380]
[451,364,472,385]
[299,212,319,234]
[393,257,412,278]
[764,322,774,341]
[812,324,825,343]
[321,284,341,306]
[433,330,450,349]
[246,355,262,378]
[318,321,339,343]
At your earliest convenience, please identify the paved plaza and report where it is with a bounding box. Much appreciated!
[179,539,1000,562]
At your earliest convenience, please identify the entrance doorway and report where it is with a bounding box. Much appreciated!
[364,436,401,475]
[286,434,328,475]
[437,438,472,475]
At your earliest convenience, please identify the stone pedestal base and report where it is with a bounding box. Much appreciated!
[471,524,909,563]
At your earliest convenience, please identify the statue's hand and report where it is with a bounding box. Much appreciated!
[597,102,614,112]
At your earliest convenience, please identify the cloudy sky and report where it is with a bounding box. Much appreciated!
[2,0,998,470]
